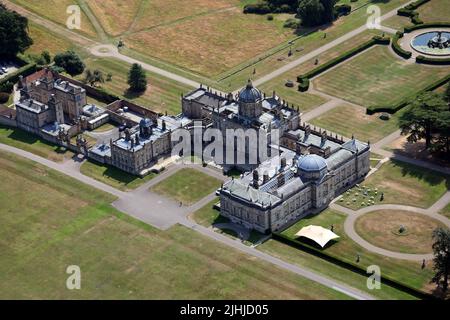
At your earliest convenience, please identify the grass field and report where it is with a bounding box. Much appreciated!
[310,104,403,143]
[77,57,193,115]
[313,46,450,107]
[26,23,77,56]
[88,0,239,36]
[190,198,228,227]
[384,0,450,29]
[80,160,156,191]
[9,0,98,39]
[123,7,294,77]
[416,0,450,23]
[150,168,222,205]
[91,122,117,133]
[0,152,349,299]
[0,125,74,162]
[277,208,434,294]
[440,204,450,219]
[341,160,450,210]
[355,210,446,254]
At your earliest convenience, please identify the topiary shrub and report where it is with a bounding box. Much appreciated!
[298,78,309,92]
[267,14,274,21]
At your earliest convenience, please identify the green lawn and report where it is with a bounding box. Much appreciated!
[190,197,228,226]
[313,46,450,108]
[440,204,450,219]
[340,160,450,210]
[0,125,74,162]
[77,57,194,115]
[91,122,117,133]
[355,210,446,254]
[0,151,347,299]
[80,160,156,191]
[310,104,403,143]
[151,168,222,205]
[273,208,434,295]
[370,152,385,168]
[416,0,450,23]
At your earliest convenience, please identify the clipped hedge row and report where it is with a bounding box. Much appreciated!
[367,73,450,114]
[297,36,390,91]
[416,55,450,65]
[272,233,436,300]
[0,63,38,87]
[397,0,430,24]
[404,22,450,33]
[392,32,412,59]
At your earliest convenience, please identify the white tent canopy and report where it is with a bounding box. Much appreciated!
[295,225,339,248]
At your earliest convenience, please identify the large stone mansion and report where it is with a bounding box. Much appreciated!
[0,69,370,233]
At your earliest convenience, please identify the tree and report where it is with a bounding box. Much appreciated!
[399,92,447,149]
[298,0,324,27]
[41,51,51,65]
[84,69,105,87]
[297,0,336,27]
[53,51,85,76]
[0,3,33,57]
[431,228,450,294]
[127,63,147,92]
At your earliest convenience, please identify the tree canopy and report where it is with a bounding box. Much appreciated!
[298,0,336,27]
[431,228,450,293]
[53,51,85,77]
[127,63,147,93]
[0,3,33,57]
[399,91,450,154]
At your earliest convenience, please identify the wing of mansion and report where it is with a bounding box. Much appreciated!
[0,69,370,233]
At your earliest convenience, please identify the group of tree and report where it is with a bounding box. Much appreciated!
[53,51,86,77]
[243,0,340,27]
[0,3,33,57]
[399,83,450,156]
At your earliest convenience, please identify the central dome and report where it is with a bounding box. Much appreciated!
[238,79,262,103]
[297,154,327,172]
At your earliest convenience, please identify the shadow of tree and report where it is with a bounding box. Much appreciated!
[124,88,146,100]
[391,159,450,190]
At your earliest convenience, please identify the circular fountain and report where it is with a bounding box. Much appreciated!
[411,31,450,56]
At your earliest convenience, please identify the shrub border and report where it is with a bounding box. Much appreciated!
[296,36,390,92]
[391,31,412,59]
[397,0,431,25]
[272,232,437,300]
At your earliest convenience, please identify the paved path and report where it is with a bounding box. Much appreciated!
[0,142,374,300]
[252,1,415,88]
[89,45,201,88]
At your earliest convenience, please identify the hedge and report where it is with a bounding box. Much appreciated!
[397,0,430,24]
[272,232,436,300]
[367,73,450,114]
[416,55,450,65]
[296,36,390,91]
[404,22,450,33]
[391,32,412,59]
[0,63,38,87]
